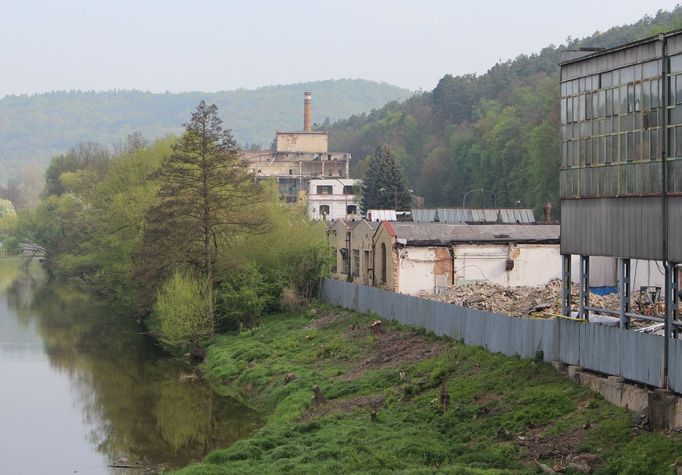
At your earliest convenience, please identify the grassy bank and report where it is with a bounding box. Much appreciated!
[177,304,682,474]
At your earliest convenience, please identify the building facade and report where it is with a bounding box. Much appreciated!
[559,31,682,339]
[308,178,360,221]
[241,92,351,202]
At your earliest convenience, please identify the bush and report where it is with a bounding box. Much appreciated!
[215,264,271,331]
[151,270,212,354]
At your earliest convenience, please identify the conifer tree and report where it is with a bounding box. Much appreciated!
[137,101,265,321]
[360,144,411,211]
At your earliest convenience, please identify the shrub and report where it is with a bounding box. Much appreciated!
[216,264,271,331]
[151,270,212,354]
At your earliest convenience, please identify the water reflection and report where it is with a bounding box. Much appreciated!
[0,259,261,473]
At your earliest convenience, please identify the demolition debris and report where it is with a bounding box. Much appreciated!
[424,279,662,325]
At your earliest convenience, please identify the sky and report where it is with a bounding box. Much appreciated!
[0,0,680,98]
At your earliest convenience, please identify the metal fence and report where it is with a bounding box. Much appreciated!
[320,278,682,392]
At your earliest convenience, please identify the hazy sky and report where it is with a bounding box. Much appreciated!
[1,0,680,98]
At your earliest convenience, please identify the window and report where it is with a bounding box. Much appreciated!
[316,185,333,195]
[381,243,387,284]
[352,250,360,277]
[319,205,330,216]
[346,205,357,215]
[342,250,350,274]
[289,169,293,175]
[364,250,370,273]
[343,185,356,195]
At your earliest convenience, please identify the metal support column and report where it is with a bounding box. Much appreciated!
[619,258,631,329]
[664,261,674,388]
[579,256,590,320]
[674,264,679,338]
[561,254,572,316]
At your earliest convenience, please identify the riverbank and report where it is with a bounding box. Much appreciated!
[176,303,682,474]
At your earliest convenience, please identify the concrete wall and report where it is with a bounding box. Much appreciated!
[350,221,375,286]
[397,247,452,296]
[372,225,398,291]
[327,221,349,280]
[453,244,563,287]
[276,132,328,153]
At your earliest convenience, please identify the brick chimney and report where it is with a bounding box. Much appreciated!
[304,91,312,132]
[543,201,552,223]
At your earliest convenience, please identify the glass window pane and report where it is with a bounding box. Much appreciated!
[601,71,613,88]
[651,130,658,160]
[671,55,682,74]
[620,133,627,163]
[652,80,659,109]
[643,60,659,78]
[627,84,635,113]
[622,66,635,84]
[567,97,574,123]
[620,86,628,114]
[604,135,611,164]
[677,76,682,105]
[585,93,593,120]
[635,84,641,112]
[606,89,612,116]
[579,95,586,121]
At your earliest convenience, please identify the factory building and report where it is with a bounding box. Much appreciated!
[241,92,351,202]
[559,31,682,381]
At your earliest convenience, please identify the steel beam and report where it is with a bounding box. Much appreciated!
[579,256,590,320]
[562,254,572,317]
[619,258,631,329]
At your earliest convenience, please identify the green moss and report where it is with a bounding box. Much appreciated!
[175,303,682,474]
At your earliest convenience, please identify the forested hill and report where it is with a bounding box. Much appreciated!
[327,7,682,214]
[0,79,411,170]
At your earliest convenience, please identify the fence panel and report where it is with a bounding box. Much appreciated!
[669,339,682,393]
[319,279,668,390]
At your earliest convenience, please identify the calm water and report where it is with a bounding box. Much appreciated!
[0,258,261,474]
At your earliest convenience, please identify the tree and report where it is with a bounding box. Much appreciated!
[137,101,265,325]
[360,144,412,211]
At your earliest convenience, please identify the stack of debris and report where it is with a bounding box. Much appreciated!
[424,279,661,324]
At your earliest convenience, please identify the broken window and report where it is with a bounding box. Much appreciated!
[319,205,330,216]
[353,250,360,277]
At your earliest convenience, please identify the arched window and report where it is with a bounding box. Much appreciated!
[381,243,387,284]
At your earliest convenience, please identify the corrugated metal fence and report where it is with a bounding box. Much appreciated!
[320,279,682,392]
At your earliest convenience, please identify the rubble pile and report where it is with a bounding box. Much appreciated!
[425,279,661,321]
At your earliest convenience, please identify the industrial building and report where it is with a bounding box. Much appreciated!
[241,92,352,202]
[307,178,360,221]
[559,31,682,384]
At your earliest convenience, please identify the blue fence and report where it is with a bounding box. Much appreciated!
[320,279,681,392]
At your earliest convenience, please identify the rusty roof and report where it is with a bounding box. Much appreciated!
[388,223,559,246]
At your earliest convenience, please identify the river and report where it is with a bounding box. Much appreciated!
[0,258,262,474]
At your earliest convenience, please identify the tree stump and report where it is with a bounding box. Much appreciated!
[370,320,385,336]
[312,385,326,406]
[440,377,450,413]
[284,373,297,385]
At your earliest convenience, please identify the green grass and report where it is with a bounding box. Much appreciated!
[175,303,682,474]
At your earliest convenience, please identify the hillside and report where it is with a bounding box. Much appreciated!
[0,79,411,170]
[327,7,682,214]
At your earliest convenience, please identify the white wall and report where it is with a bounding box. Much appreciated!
[453,244,569,287]
[397,247,441,296]
[308,178,360,221]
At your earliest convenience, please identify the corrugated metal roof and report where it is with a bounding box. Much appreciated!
[367,209,397,222]
[388,223,559,245]
[498,208,535,224]
[348,219,380,231]
[436,208,471,223]
[411,209,438,223]
[469,209,499,223]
